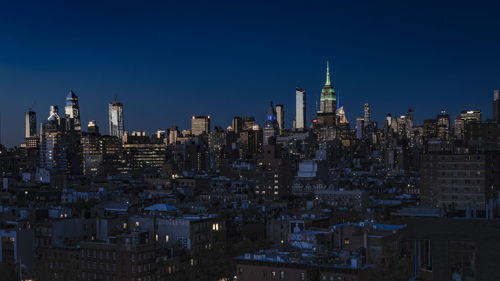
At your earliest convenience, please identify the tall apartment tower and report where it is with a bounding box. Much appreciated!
[109,98,124,139]
[276,104,284,135]
[295,87,306,130]
[363,103,370,125]
[65,90,81,132]
[493,90,500,123]
[191,116,210,136]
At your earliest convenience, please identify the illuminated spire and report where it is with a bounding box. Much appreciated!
[325,60,331,86]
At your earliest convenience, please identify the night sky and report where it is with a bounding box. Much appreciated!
[1,0,500,147]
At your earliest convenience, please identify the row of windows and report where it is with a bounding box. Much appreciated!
[84,249,116,260]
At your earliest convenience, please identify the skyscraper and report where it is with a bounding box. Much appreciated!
[191,116,210,136]
[40,106,67,175]
[25,109,37,138]
[316,61,337,126]
[437,109,450,140]
[232,116,243,135]
[65,90,81,132]
[25,109,38,148]
[356,117,364,140]
[363,103,370,125]
[453,110,482,140]
[493,90,500,123]
[276,104,284,135]
[263,101,278,145]
[295,87,306,130]
[109,98,124,139]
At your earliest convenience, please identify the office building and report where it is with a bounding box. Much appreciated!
[316,61,336,126]
[122,132,167,173]
[109,98,124,139]
[295,87,306,130]
[276,104,284,135]
[191,115,210,136]
[454,110,481,140]
[437,110,450,140]
[423,119,437,139]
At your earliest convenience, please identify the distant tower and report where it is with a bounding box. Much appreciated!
[437,109,450,140]
[40,106,67,174]
[363,103,370,125]
[65,90,81,132]
[191,116,210,136]
[25,109,37,138]
[25,109,38,148]
[316,61,337,126]
[109,98,124,138]
[263,101,278,145]
[356,117,364,140]
[295,87,306,130]
[493,90,500,123]
[232,116,243,135]
[168,126,179,145]
[407,107,414,129]
[87,120,99,134]
[276,104,284,135]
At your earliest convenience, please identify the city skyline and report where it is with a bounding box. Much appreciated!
[3,2,500,281]
[2,1,500,147]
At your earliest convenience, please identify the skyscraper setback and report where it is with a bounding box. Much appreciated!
[295,88,306,130]
[109,98,124,139]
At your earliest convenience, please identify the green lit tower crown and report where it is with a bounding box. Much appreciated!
[316,61,337,126]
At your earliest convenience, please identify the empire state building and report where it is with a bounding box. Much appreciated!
[316,61,337,126]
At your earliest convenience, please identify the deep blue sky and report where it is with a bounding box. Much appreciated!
[1,0,500,147]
